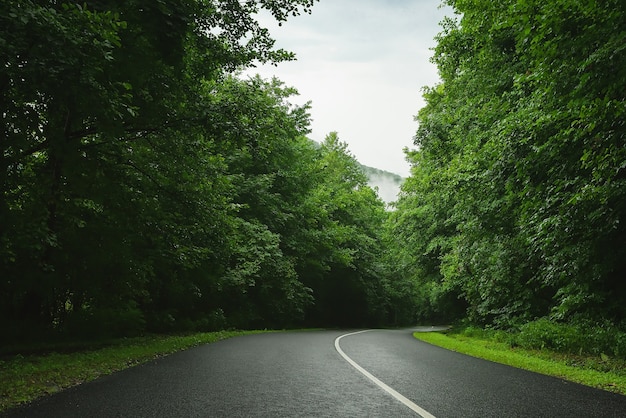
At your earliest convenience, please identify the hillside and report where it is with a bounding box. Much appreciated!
[360,165,404,204]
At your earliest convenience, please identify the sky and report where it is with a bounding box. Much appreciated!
[244,0,454,178]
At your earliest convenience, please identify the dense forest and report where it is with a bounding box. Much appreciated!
[1,0,625,344]
[0,0,395,340]
[389,0,626,330]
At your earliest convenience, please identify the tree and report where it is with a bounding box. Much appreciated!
[301,133,388,327]
[0,0,318,339]
[391,0,626,327]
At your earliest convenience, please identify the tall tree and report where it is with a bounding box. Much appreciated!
[0,0,317,338]
[301,133,388,327]
[391,0,626,326]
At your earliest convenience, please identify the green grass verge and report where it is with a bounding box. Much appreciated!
[0,330,266,412]
[413,331,626,395]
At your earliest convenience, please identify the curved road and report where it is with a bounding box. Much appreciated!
[3,328,626,417]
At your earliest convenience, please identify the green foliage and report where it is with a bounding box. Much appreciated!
[0,0,366,341]
[300,133,389,327]
[390,0,626,328]
[1,0,397,339]
[513,319,626,358]
[64,303,146,339]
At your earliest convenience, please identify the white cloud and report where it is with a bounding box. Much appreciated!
[246,0,453,177]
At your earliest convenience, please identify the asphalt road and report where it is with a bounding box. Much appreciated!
[3,328,626,417]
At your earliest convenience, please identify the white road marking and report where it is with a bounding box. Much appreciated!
[334,330,437,418]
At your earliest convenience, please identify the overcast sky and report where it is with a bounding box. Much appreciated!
[245,0,453,177]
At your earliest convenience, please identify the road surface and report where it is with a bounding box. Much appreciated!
[3,328,626,417]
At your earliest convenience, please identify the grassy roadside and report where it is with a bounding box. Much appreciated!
[413,330,626,395]
[0,330,266,412]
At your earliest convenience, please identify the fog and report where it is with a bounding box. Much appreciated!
[362,166,404,204]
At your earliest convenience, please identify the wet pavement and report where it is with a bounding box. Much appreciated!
[3,328,626,417]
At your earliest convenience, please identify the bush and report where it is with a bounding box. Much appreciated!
[65,304,146,339]
[512,318,626,359]
[514,319,581,352]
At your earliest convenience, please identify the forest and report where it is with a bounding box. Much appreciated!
[1,0,625,345]
[389,0,626,333]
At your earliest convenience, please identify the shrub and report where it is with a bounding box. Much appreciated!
[66,303,146,339]
[513,318,626,359]
[515,319,581,352]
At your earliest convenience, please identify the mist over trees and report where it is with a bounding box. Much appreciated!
[2,0,625,343]
[361,165,404,204]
